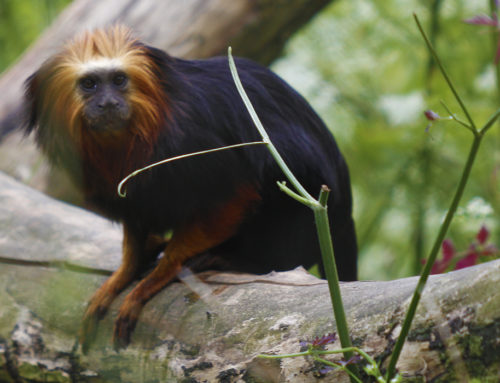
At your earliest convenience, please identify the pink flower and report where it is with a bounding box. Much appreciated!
[476,225,489,244]
[455,253,479,270]
[424,109,441,121]
[464,3,500,64]
[430,239,455,274]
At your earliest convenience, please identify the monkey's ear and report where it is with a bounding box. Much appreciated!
[142,45,173,78]
[0,71,40,139]
[23,71,41,135]
[143,45,171,63]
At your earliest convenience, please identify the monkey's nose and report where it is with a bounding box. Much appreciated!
[98,98,120,110]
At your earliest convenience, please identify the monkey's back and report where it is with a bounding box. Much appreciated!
[22,27,357,351]
[114,56,357,280]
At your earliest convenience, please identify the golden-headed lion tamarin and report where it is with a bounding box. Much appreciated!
[23,25,357,351]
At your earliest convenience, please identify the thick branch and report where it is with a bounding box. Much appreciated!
[0,171,499,382]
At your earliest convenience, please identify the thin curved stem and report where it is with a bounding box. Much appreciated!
[117,141,267,197]
[228,47,318,205]
[228,48,356,381]
[414,13,477,132]
[386,130,483,381]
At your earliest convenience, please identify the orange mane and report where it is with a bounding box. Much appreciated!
[31,25,169,186]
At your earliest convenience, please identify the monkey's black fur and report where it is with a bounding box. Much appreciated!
[108,48,358,280]
[23,28,358,350]
[25,44,357,281]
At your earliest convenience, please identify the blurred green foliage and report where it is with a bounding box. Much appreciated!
[0,0,70,72]
[1,0,498,281]
[273,0,500,280]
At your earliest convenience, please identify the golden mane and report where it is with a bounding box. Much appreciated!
[28,25,170,186]
[33,25,167,148]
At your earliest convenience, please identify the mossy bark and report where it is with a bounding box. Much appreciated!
[1,172,500,382]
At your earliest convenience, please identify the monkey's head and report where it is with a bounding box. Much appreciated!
[76,60,131,130]
[24,25,168,168]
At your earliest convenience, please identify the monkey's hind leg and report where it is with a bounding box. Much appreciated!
[79,224,166,353]
[112,186,260,349]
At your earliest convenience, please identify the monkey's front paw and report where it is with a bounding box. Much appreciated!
[79,304,109,354]
[112,301,143,351]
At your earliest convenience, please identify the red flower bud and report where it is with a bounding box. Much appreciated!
[455,253,479,270]
[424,109,440,121]
[476,225,489,245]
[442,239,455,261]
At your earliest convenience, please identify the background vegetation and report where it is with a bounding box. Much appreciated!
[275,0,499,280]
[1,0,498,280]
[0,0,68,70]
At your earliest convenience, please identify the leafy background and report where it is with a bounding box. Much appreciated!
[1,0,498,280]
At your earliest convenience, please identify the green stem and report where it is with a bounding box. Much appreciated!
[259,351,308,359]
[386,15,494,380]
[439,100,475,132]
[260,346,372,360]
[313,186,356,376]
[313,201,349,352]
[385,134,483,380]
[117,141,267,197]
[489,0,500,103]
[228,48,317,204]
[424,0,442,90]
[277,181,317,207]
[414,13,476,131]
[312,356,364,383]
[480,106,500,135]
[260,346,383,382]
[228,49,356,381]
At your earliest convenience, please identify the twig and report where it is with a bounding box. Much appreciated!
[228,48,357,381]
[117,141,267,197]
[386,14,500,381]
[0,255,111,276]
[414,13,477,132]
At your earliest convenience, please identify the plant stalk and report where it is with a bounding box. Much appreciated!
[489,0,500,103]
[117,141,267,197]
[228,49,357,381]
[385,134,483,380]
[313,203,357,379]
[314,187,353,355]
[414,13,476,131]
[387,15,499,380]
[227,47,317,205]
[261,346,385,382]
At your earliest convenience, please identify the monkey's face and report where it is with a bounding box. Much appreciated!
[77,69,131,131]
[26,25,167,155]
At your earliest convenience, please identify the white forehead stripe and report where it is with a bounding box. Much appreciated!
[77,57,124,75]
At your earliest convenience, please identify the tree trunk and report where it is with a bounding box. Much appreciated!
[0,0,332,203]
[0,171,499,382]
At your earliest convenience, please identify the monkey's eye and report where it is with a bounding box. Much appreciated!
[112,74,128,88]
[79,77,97,92]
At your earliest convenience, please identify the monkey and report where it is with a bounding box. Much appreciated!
[22,25,357,351]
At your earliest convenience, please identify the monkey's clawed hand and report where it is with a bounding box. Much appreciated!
[78,266,139,353]
[80,290,144,352]
[112,298,144,350]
